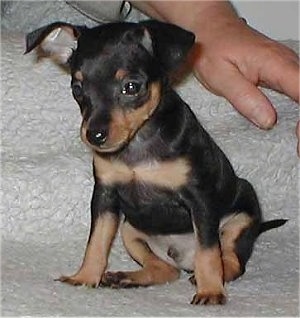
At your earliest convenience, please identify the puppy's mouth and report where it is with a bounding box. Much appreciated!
[90,140,128,154]
[80,82,161,154]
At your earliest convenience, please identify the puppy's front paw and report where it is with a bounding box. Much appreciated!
[55,272,101,288]
[190,292,226,305]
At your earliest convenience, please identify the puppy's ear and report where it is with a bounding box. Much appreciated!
[140,20,195,72]
[25,22,83,64]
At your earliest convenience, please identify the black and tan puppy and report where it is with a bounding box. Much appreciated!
[26,20,286,305]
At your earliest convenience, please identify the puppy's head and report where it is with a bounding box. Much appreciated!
[26,21,195,153]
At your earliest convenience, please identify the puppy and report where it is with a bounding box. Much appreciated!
[25,20,286,305]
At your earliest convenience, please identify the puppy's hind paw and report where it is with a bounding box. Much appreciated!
[101,271,140,288]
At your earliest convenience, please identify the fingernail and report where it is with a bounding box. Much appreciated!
[251,109,276,130]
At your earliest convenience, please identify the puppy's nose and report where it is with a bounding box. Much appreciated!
[86,129,107,147]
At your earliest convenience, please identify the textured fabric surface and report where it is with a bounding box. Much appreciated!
[1,0,145,33]
[67,0,131,23]
[1,0,98,31]
[1,30,299,316]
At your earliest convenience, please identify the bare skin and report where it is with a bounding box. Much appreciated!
[132,1,300,156]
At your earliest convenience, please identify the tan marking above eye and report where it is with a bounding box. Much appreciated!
[74,70,83,81]
[115,69,128,80]
[93,154,191,189]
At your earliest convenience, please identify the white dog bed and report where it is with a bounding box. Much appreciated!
[1,9,299,317]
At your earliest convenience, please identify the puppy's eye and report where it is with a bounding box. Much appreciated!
[72,83,83,99]
[121,81,142,96]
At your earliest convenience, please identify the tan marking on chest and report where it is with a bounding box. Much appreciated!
[93,154,190,189]
[94,155,132,185]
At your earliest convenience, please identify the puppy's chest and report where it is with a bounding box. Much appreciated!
[93,154,191,191]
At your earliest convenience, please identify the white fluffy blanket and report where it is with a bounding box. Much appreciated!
[1,32,299,316]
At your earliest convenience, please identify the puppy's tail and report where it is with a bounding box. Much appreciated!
[259,219,288,235]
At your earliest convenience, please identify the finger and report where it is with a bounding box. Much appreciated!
[208,65,277,129]
[261,59,299,103]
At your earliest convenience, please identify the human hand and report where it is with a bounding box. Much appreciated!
[131,0,299,155]
[192,18,299,155]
